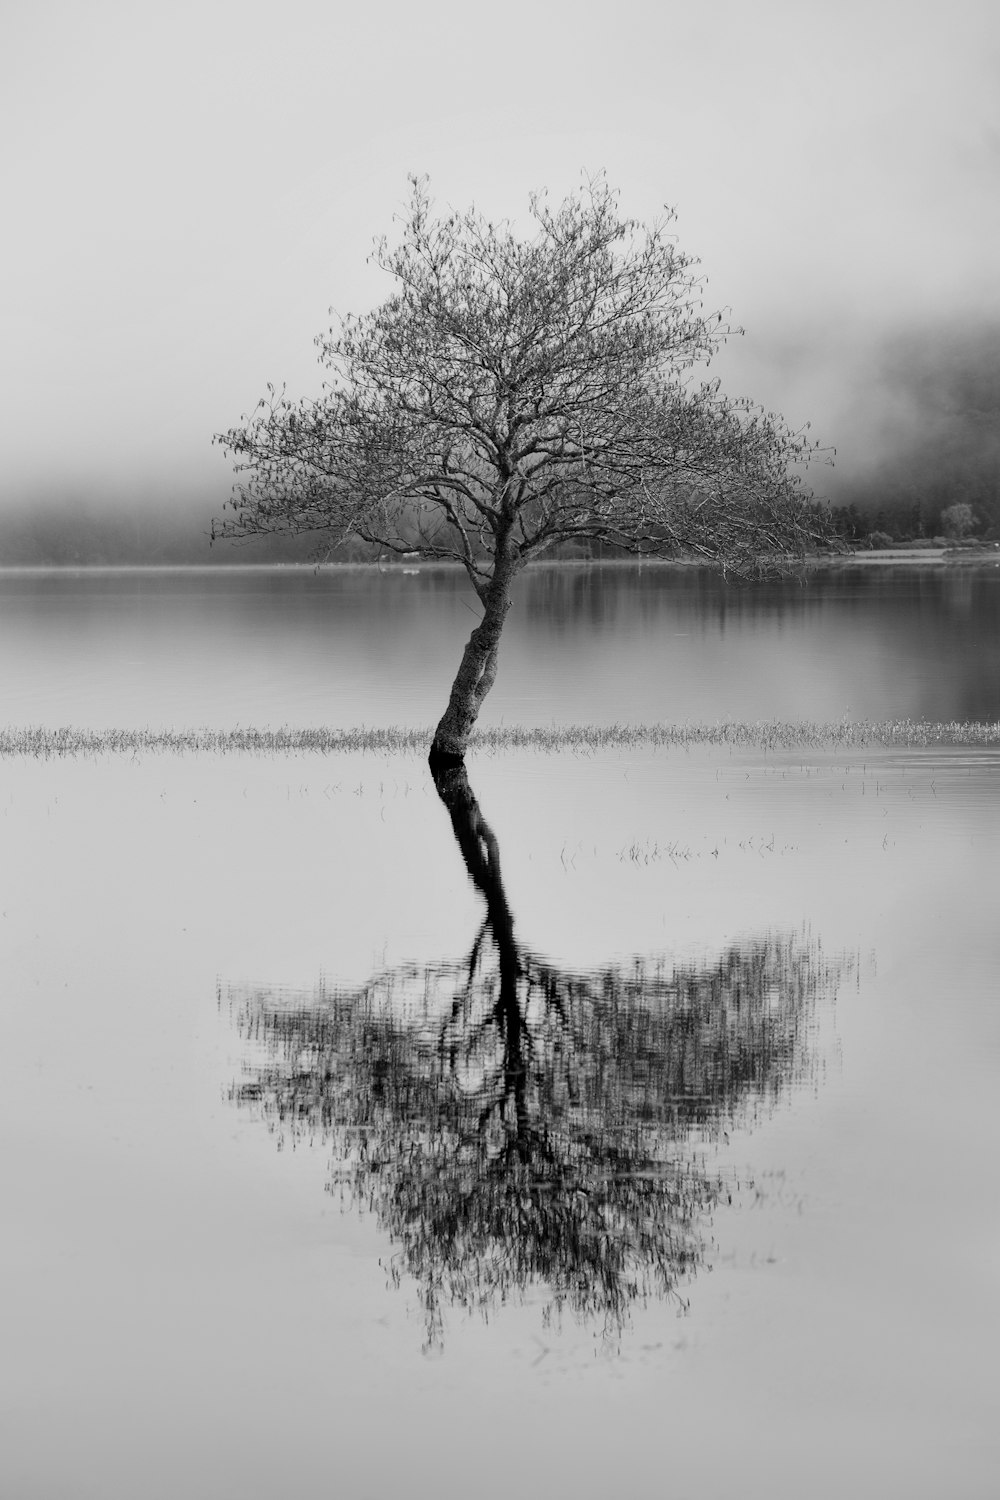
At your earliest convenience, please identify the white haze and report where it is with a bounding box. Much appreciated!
[2,0,998,516]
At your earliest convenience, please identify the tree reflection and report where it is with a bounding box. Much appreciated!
[230,765,845,1347]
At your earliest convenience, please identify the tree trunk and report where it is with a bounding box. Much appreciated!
[429,553,518,765]
[430,759,527,1148]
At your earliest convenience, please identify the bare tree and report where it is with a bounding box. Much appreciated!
[215,177,830,761]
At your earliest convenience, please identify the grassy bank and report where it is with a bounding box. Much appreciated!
[3,720,999,759]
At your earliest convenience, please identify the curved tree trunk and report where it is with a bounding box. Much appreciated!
[430,760,527,1148]
[429,552,518,765]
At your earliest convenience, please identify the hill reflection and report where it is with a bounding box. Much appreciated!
[229,766,847,1347]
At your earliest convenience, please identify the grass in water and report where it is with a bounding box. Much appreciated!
[2,720,999,758]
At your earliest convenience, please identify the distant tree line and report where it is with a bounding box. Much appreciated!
[5,488,995,567]
[0,498,335,567]
[0,494,637,567]
[4,323,998,566]
[827,323,1000,547]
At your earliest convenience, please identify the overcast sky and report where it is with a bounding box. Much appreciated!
[3,0,998,510]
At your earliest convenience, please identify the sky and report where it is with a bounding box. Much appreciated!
[2,0,999,514]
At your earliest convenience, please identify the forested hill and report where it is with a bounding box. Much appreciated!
[828,324,1000,545]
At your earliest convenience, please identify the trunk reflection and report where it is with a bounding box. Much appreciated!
[230,766,847,1347]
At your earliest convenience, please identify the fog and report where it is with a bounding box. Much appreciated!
[3,0,999,554]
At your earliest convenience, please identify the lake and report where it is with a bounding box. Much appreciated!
[3,558,1000,728]
[2,562,998,1500]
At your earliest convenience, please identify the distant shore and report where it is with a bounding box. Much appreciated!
[2,546,999,573]
[815,544,999,566]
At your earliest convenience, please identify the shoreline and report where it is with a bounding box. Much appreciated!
[1,546,998,576]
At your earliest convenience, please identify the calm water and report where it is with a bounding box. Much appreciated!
[2,564,998,1499]
[2,560,1000,726]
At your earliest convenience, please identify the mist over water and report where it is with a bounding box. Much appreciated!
[3,317,999,556]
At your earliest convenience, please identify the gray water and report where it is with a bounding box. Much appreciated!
[3,559,1000,727]
[2,563,998,1500]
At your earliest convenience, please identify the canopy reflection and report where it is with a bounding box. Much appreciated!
[229,765,847,1347]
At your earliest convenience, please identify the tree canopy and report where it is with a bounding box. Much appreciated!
[215,177,831,758]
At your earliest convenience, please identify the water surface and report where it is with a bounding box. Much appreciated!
[3,560,999,728]
[1,564,998,1499]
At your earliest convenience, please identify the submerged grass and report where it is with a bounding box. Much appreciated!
[3,720,1000,759]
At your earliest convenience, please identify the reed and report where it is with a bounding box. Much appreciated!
[2,720,999,759]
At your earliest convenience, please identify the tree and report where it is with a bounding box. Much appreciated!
[229,765,847,1348]
[215,177,830,762]
[940,501,976,540]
